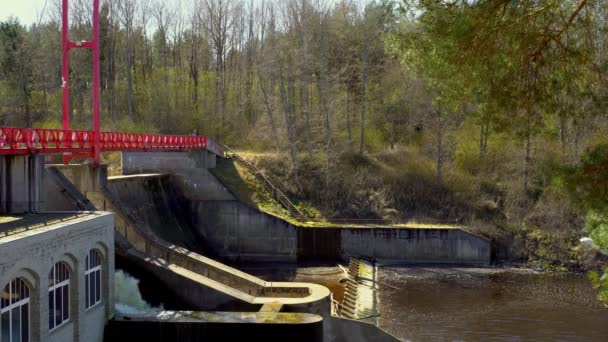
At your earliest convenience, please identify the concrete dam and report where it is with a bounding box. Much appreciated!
[118,151,491,265]
[41,151,490,341]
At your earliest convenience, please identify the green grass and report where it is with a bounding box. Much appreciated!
[211,157,306,225]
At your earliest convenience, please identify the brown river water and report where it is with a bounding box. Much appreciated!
[247,265,608,342]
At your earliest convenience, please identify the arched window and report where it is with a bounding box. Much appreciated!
[85,250,102,309]
[1,278,30,342]
[48,262,70,331]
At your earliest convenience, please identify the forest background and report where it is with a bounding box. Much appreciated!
[1,0,608,293]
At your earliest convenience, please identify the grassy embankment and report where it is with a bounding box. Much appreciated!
[212,147,597,271]
[211,150,463,229]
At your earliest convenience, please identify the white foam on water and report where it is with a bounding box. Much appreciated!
[114,270,161,315]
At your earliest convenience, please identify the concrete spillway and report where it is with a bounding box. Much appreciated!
[104,174,205,254]
[45,165,331,314]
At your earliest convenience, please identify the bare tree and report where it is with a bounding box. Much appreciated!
[286,0,313,157]
[188,1,202,108]
[271,4,301,188]
[435,108,443,183]
[152,0,173,73]
[151,0,175,129]
[314,1,333,195]
[200,0,238,143]
[118,0,137,120]
[139,0,152,82]
[359,11,368,155]
[100,0,118,127]
[256,0,280,151]
[244,0,255,124]
[172,1,185,114]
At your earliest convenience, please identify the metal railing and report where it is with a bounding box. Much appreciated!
[223,146,305,221]
[0,127,224,157]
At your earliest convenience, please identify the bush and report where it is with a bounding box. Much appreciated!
[588,268,608,304]
[585,210,608,252]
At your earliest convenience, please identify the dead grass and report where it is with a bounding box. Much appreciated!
[211,152,467,229]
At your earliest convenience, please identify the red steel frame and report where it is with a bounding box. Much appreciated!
[0,1,224,160]
[62,0,101,164]
[0,127,229,156]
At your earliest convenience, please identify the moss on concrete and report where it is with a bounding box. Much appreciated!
[210,157,312,226]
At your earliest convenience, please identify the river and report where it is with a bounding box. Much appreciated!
[246,264,608,342]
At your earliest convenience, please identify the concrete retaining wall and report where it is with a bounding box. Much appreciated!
[121,247,259,311]
[341,227,489,264]
[122,151,216,174]
[190,200,298,263]
[297,226,490,264]
[325,317,399,342]
[192,199,490,264]
[106,169,491,265]
[121,151,491,264]
[105,311,324,342]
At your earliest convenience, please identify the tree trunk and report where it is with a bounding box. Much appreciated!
[298,7,312,158]
[479,114,490,173]
[523,114,532,194]
[258,73,280,151]
[436,109,443,183]
[390,114,396,150]
[107,29,116,127]
[346,87,353,147]
[244,0,254,124]
[126,31,134,121]
[219,58,225,143]
[278,59,301,189]
[316,63,332,200]
[359,54,367,154]
[573,116,580,162]
[559,109,567,158]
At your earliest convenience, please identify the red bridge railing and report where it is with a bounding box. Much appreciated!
[0,127,224,158]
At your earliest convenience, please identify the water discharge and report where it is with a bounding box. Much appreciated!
[114,270,161,315]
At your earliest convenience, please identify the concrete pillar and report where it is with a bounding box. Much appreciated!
[47,164,108,210]
[205,151,217,169]
[0,155,46,214]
